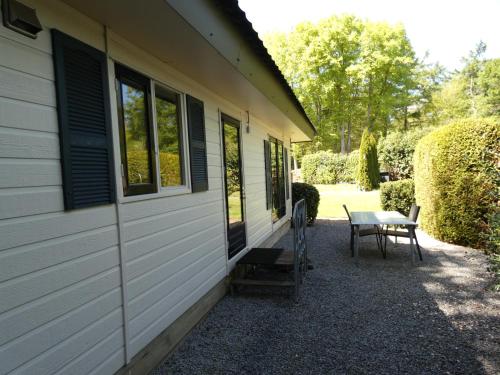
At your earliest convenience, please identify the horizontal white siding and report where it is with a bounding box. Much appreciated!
[0,4,124,375]
[0,1,296,373]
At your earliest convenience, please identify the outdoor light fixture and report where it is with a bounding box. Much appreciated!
[2,0,42,39]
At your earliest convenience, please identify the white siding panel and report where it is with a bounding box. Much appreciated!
[123,201,221,242]
[126,216,221,280]
[126,215,222,263]
[129,259,226,356]
[0,66,55,107]
[0,268,121,347]
[121,189,220,222]
[0,97,58,133]
[0,35,53,80]
[0,226,118,282]
[0,290,122,374]
[128,235,223,319]
[0,206,116,251]
[53,331,124,375]
[0,186,63,219]
[0,126,60,159]
[0,159,61,188]
[0,246,119,314]
[5,308,123,375]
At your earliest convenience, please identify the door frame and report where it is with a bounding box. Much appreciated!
[220,112,247,260]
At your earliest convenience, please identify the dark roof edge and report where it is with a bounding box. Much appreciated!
[212,0,316,136]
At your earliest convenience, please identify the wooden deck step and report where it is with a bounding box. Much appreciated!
[232,278,295,287]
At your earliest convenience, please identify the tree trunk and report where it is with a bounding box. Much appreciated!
[367,80,374,131]
[403,106,408,131]
[340,123,346,154]
[347,120,352,153]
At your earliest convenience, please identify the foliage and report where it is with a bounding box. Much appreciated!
[292,182,320,225]
[265,15,421,155]
[301,150,359,184]
[127,150,181,187]
[356,128,380,191]
[483,210,500,291]
[380,179,415,216]
[431,43,500,123]
[414,117,500,247]
[378,127,433,180]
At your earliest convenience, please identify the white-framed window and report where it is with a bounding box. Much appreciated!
[115,63,191,197]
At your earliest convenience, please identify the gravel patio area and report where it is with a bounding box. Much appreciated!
[153,219,499,374]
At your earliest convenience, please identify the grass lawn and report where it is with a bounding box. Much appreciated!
[315,184,381,218]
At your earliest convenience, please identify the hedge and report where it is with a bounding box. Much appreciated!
[414,117,500,247]
[292,182,320,225]
[380,179,415,216]
[378,127,433,180]
[356,128,380,191]
[301,150,359,184]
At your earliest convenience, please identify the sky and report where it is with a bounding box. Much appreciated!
[238,0,500,71]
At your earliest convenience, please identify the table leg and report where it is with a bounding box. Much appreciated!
[409,226,416,265]
[355,225,360,266]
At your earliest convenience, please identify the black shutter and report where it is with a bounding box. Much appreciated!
[186,95,208,193]
[52,29,115,210]
[264,139,272,210]
[284,148,289,200]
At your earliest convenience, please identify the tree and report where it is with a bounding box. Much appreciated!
[356,128,380,191]
[264,16,420,157]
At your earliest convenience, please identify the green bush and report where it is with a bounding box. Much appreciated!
[380,179,415,216]
[292,182,320,225]
[301,151,358,184]
[414,117,500,247]
[378,127,433,180]
[356,128,380,191]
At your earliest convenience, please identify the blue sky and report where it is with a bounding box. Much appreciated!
[238,0,500,71]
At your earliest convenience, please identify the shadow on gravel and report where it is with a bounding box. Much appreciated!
[153,219,499,375]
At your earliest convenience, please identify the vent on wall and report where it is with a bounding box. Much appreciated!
[2,0,42,39]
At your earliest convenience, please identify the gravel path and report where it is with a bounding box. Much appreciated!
[153,219,499,374]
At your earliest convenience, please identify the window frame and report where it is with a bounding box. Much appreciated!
[115,64,157,196]
[269,136,286,222]
[151,82,189,192]
[115,63,191,198]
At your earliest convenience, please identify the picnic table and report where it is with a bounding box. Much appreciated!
[350,211,418,265]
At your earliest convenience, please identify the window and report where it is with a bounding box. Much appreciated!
[115,64,205,197]
[155,86,184,187]
[268,136,286,222]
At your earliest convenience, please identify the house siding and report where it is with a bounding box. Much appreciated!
[0,1,294,374]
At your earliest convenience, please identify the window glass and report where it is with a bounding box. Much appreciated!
[121,82,152,185]
[155,87,183,187]
[270,137,286,222]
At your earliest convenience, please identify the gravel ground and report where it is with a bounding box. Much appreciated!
[153,219,499,375]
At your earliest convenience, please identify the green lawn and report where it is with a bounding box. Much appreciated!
[315,184,381,218]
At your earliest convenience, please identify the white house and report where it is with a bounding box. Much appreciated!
[0,0,315,374]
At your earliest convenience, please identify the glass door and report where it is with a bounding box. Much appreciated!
[221,114,246,258]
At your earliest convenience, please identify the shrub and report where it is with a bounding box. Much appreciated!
[292,182,320,225]
[414,117,500,247]
[378,127,433,180]
[356,128,380,191]
[301,150,359,184]
[380,179,415,216]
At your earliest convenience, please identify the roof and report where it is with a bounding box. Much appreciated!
[211,0,316,136]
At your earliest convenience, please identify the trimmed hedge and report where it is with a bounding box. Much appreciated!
[356,128,380,191]
[380,179,415,216]
[414,117,500,247]
[378,127,433,180]
[301,150,359,184]
[292,182,320,225]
